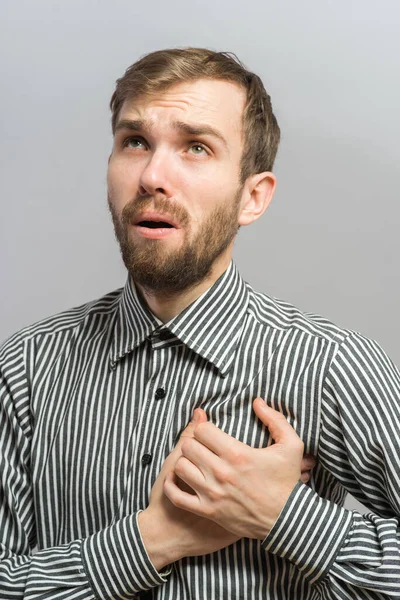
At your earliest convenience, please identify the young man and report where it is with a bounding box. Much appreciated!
[1,48,399,599]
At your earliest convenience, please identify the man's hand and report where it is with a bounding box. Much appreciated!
[137,409,239,571]
[163,398,310,540]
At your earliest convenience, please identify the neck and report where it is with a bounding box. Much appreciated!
[134,254,232,323]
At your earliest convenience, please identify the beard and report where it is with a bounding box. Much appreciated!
[107,188,243,297]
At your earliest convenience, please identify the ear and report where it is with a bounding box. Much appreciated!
[238,172,276,227]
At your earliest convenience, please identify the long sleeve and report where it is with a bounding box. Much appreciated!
[263,331,400,598]
[0,334,167,600]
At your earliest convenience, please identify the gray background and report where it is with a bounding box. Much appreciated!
[1,0,399,514]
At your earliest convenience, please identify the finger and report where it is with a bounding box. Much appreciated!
[195,408,208,424]
[164,409,208,469]
[301,454,316,472]
[164,471,202,515]
[176,475,196,495]
[300,470,311,484]
[181,436,222,479]
[194,422,247,458]
[252,398,302,448]
[177,408,208,445]
[175,455,206,491]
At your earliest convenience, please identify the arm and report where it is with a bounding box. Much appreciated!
[293,331,400,597]
[165,333,400,598]
[0,335,238,598]
[0,335,168,599]
[264,332,400,597]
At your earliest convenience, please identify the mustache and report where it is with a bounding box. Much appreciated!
[115,193,190,227]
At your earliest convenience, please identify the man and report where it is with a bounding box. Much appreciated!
[0,48,399,600]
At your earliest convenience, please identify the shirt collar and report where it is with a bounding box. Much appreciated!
[110,261,250,377]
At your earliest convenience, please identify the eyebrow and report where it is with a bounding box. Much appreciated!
[114,118,229,150]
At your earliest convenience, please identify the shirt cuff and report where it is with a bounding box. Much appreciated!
[81,513,170,599]
[262,482,353,585]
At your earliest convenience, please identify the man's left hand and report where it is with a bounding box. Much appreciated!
[163,398,305,540]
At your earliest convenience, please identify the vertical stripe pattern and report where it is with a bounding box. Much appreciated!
[1,261,400,599]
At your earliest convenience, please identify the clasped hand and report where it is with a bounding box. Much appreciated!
[164,398,312,540]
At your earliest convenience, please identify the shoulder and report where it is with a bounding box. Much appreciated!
[246,284,400,407]
[246,285,395,368]
[0,286,124,361]
[246,283,350,345]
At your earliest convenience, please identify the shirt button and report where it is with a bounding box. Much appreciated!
[141,453,152,466]
[159,329,170,341]
[155,388,166,400]
[109,361,116,371]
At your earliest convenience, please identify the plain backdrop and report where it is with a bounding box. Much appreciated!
[1,0,399,514]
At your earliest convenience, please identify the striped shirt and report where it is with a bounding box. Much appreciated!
[1,261,400,599]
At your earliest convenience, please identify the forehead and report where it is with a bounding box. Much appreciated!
[118,78,246,140]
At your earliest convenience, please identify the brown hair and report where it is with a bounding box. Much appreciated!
[110,47,280,183]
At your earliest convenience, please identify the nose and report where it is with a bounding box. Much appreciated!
[138,150,173,198]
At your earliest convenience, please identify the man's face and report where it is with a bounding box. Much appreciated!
[107,78,247,295]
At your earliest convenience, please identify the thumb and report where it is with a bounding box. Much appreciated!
[253,398,298,446]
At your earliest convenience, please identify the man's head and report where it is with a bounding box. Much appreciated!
[110,48,280,184]
[107,48,279,296]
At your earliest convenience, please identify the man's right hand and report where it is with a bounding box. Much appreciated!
[137,409,239,571]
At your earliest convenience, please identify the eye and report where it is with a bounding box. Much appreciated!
[123,136,147,150]
[188,143,208,155]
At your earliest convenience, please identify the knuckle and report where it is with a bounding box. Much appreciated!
[173,494,186,509]
[208,486,224,503]
[174,458,186,478]
[214,465,234,485]
[227,447,241,465]
[230,449,247,467]
[203,503,216,519]
[223,470,237,487]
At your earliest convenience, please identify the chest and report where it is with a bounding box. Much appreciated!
[30,330,323,545]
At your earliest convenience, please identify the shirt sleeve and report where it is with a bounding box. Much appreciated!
[262,331,400,598]
[0,333,168,600]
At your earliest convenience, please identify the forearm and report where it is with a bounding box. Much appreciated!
[264,482,400,599]
[0,514,168,600]
[0,539,92,600]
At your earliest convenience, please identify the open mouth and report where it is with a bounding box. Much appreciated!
[132,212,180,238]
[137,221,174,229]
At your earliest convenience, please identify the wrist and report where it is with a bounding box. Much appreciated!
[262,483,352,583]
[137,508,183,570]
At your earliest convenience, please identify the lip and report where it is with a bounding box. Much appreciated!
[132,224,180,240]
[132,211,180,229]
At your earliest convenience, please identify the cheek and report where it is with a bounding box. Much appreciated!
[194,174,238,216]
[107,159,139,195]
[197,162,238,195]
[107,172,132,218]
